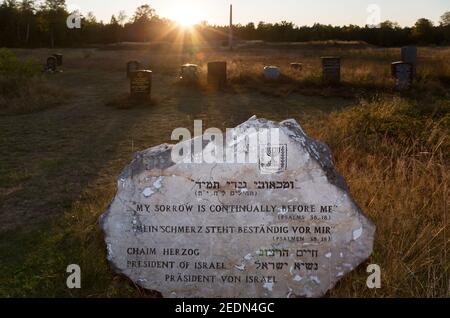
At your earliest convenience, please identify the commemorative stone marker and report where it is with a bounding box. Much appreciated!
[321,57,341,84]
[53,53,63,66]
[180,64,199,83]
[130,70,152,98]
[264,66,281,81]
[207,61,227,88]
[100,116,376,298]
[401,46,417,77]
[46,56,57,72]
[290,63,303,71]
[391,61,413,90]
[127,60,141,78]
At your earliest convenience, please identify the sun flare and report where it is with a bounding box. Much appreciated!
[170,6,203,27]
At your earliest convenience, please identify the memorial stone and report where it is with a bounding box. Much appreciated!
[290,63,303,71]
[321,57,341,84]
[264,66,281,81]
[53,53,63,66]
[46,56,57,72]
[180,64,199,83]
[100,116,376,298]
[127,61,141,78]
[207,61,227,88]
[130,70,152,98]
[391,61,413,90]
[401,46,417,77]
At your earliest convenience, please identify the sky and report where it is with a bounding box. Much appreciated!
[66,0,449,27]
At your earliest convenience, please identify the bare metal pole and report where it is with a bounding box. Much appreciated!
[229,4,233,50]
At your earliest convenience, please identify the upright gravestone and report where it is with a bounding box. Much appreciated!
[130,70,152,99]
[180,64,199,83]
[391,61,413,90]
[401,46,417,77]
[207,61,227,88]
[321,57,341,84]
[100,116,376,298]
[45,56,57,73]
[264,66,281,81]
[127,61,141,78]
[290,63,303,71]
[53,53,63,66]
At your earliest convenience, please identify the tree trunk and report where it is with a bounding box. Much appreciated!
[50,28,54,48]
[25,22,30,45]
[17,24,21,44]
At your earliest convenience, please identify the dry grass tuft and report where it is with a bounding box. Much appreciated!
[0,77,68,115]
[308,97,449,297]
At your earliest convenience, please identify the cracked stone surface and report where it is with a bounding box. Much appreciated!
[100,116,376,298]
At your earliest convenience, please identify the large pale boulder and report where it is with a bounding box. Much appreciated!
[100,116,375,298]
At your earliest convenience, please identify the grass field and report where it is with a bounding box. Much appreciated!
[0,43,448,297]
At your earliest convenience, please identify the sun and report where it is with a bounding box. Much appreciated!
[170,6,203,28]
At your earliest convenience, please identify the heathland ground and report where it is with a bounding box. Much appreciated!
[0,42,448,297]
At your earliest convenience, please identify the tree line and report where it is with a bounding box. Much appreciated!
[0,0,449,48]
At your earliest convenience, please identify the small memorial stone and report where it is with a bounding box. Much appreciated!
[180,64,199,83]
[127,61,141,78]
[391,61,413,90]
[290,63,303,71]
[321,57,341,84]
[45,56,57,73]
[401,46,417,77]
[130,70,152,98]
[264,66,281,81]
[53,53,63,66]
[100,116,376,298]
[207,61,227,88]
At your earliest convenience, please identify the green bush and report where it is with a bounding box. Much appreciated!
[0,49,40,77]
[0,49,67,114]
[0,48,41,98]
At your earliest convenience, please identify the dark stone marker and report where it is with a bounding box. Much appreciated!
[290,63,303,71]
[207,61,227,88]
[46,56,57,72]
[321,57,341,84]
[130,70,152,98]
[180,64,199,83]
[53,53,63,66]
[401,46,417,78]
[391,61,413,90]
[127,61,141,78]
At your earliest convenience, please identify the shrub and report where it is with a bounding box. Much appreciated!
[0,48,41,99]
[0,49,66,114]
[0,49,40,77]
